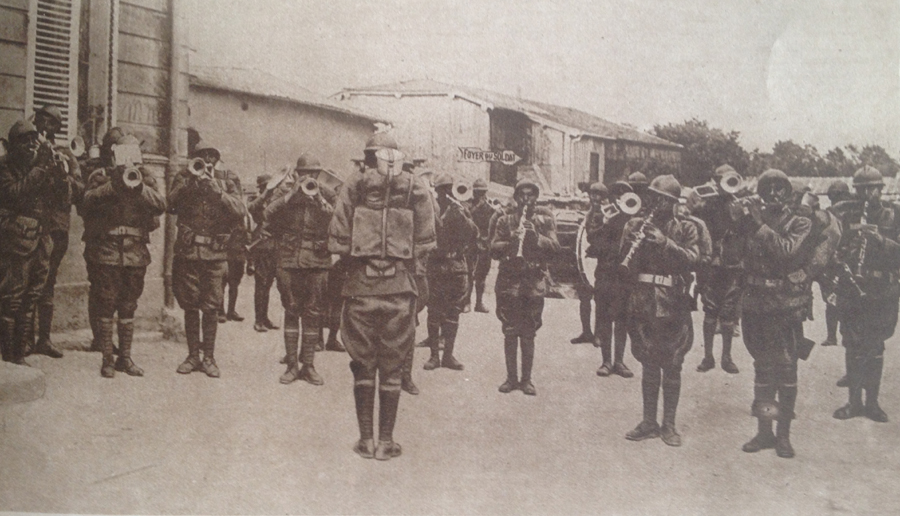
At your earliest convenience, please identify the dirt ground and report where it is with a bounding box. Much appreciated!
[1,288,898,515]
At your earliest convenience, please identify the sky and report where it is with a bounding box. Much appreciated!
[187,0,900,154]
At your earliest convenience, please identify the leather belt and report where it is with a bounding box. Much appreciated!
[637,274,673,287]
[107,226,145,238]
[747,276,782,288]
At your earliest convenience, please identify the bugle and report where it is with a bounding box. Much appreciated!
[122,166,143,189]
[601,191,642,219]
[452,181,473,202]
[189,157,212,178]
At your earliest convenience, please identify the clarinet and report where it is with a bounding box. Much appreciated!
[516,203,534,259]
[618,212,657,273]
[856,200,869,277]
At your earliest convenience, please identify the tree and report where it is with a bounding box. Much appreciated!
[652,118,750,186]
[857,145,900,178]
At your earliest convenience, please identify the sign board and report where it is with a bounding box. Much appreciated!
[458,147,521,166]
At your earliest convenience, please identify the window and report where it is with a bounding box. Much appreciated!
[27,0,80,142]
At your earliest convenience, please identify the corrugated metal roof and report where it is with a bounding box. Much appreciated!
[338,79,681,149]
[191,66,388,123]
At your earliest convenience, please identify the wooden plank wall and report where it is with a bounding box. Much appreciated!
[0,0,30,133]
[117,0,170,155]
[573,137,606,185]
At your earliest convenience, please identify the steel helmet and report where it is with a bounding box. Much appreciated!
[757,169,792,203]
[609,180,634,197]
[7,120,38,141]
[713,164,736,178]
[192,140,221,160]
[627,171,649,187]
[295,153,323,171]
[257,174,272,187]
[36,104,63,123]
[434,173,454,189]
[589,182,608,196]
[365,132,399,151]
[514,178,540,197]
[648,174,682,201]
[473,178,488,191]
[826,180,850,197]
[852,166,884,187]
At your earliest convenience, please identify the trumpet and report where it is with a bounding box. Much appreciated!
[291,175,333,213]
[189,157,213,178]
[122,166,143,189]
[452,181,473,202]
[601,191,642,219]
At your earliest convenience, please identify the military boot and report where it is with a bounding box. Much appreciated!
[474,286,489,313]
[375,385,402,461]
[660,373,682,446]
[114,318,143,376]
[775,383,797,458]
[298,330,323,385]
[325,328,345,352]
[440,321,464,370]
[201,310,220,378]
[98,317,116,378]
[0,316,13,362]
[279,327,300,384]
[719,323,739,374]
[34,303,63,358]
[353,380,376,459]
[865,354,888,423]
[744,378,777,452]
[834,355,864,419]
[742,419,776,452]
[519,336,536,395]
[498,335,518,393]
[596,337,613,377]
[177,310,204,374]
[626,365,661,441]
[10,310,35,366]
[423,332,441,370]
[400,348,419,395]
[697,317,716,372]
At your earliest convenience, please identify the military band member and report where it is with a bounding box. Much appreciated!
[588,181,634,378]
[422,173,478,371]
[328,132,436,460]
[0,120,71,365]
[831,166,900,423]
[491,179,560,396]
[247,174,282,333]
[222,209,249,324]
[738,169,812,458]
[81,135,166,377]
[621,175,699,447]
[571,183,599,345]
[692,165,744,374]
[169,141,246,378]
[263,154,335,386]
[28,104,84,358]
[465,178,497,313]
[821,180,851,348]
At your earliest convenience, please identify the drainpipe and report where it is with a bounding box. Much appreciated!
[164,0,183,307]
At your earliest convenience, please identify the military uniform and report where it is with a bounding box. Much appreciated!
[168,144,246,377]
[830,166,900,423]
[739,170,813,458]
[264,160,336,386]
[0,121,70,365]
[491,179,560,396]
[464,180,497,313]
[30,139,83,359]
[820,180,851,348]
[423,175,478,371]
[219,170,247,323]
[328,133,436,460]
[81,164,166,377]
[589,184,634,378]
[247,174,284,332]
[692,165,746,374]
[621,176,699,447]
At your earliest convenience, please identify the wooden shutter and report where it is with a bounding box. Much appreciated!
[27,0,80,143]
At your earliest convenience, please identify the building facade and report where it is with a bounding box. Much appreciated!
[0,0,189,331]
[335,80,682,198]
